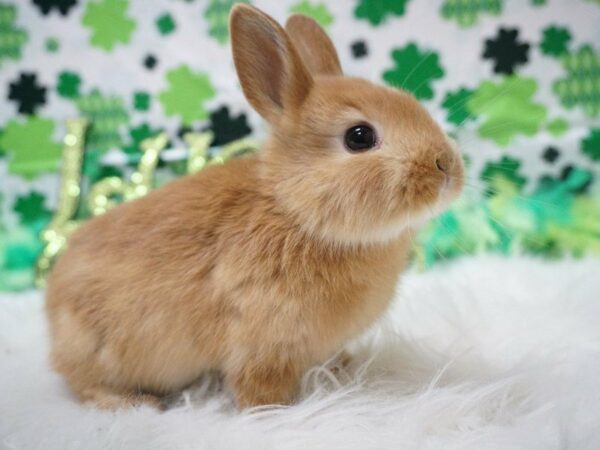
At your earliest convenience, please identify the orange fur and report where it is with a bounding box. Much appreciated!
[45,5,463,409]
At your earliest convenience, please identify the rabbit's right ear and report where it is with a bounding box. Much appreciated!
[230,5,313,124]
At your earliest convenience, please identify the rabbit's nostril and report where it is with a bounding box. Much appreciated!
[435,157,447,173]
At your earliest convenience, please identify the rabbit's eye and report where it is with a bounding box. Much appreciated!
[344,124,377,152]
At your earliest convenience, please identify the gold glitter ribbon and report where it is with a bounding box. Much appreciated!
[36,123,258,286]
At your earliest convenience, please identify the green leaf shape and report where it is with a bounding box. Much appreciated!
[204,0,249,45]
[481,156,527,196]
[290,1,333,27]
[156,13,176,35]
[159,65,216,125]
[581,127,600,161]
[76,89,129,153]
[546,118,568,136]
[0,117,62,179]
[440,0,501,27]
[0,3,28,66]
[13,191,52,225]
[133,91,151,111]
[383,43,444,100]
[540,25,571,57]
[468,76,547,146]
[416,165,600,267]
[45,37,59,53]
[57,71,81,98]
[354,0,410,26]
[82,0,136,51]
[553,45,600,117]
[442,88,474,126]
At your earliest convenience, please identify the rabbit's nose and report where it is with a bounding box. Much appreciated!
[435,152,451,174]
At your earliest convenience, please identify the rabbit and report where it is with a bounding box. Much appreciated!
[45,4,464,410]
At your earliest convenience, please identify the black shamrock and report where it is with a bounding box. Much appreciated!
[32,0,78,16]
[482,28,530,75]
[8,72,47,115]
[204,106,252,146]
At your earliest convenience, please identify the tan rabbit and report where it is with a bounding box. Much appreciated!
[45,5,464,410]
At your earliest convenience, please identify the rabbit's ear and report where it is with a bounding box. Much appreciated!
[285,14,342,76]
[230,5,313,123]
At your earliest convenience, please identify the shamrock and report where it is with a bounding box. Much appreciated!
[13,192,52,225]
[581,128,600,161]
[32,0,78,16]
[0,3,28,66]
[56,71,81,98]
[76,89,129,153]
[540,25,571,57]
[156,13,176,35]
[546,118,568,137]
[481,156,527,195]
[82,0,136,51]
[203,106,252,146]
[541,146,560,163]
[354,0,410,26]
[441,88,474,126]
[482,27,530,75]
[351,40,368,58]
[383,43,444,100]
[0,117,62,179]
[290,1,333,27]
[133,91,151,111]
[553,45,600,117]
[8,72,47,115]
[440,0,501,27]
[204,0,249,45]
[159,65,216,125]
[468,76,547,146]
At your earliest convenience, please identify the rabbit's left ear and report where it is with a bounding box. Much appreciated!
[285,14,342,76]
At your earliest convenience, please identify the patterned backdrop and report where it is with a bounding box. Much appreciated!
[0,0,599,291]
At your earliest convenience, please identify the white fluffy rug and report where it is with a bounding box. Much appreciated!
[2,256,600,450]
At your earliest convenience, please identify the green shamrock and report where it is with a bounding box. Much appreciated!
[440,0,502,27]
[441,88,474,126]
[57,71,81,98]
[159,65,216,125]
[481,156,527,195]
[13,191,52,225]
[383,43,444,100]
[553,45,600,117]
[0,3,28,66]
[468,76,547,146]
[290,1,333,27]
[354,0,410,25]
[546,118,568,137]
[76,89,129,153]
[540,25,571,57]
[156,13,176,35]
[204,0,249,44]
[0,117,62,179]
[133,91,151,111]
[581,128,600,161]
[82,0,136,51]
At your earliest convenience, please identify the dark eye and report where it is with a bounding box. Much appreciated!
[344,124,377,152]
